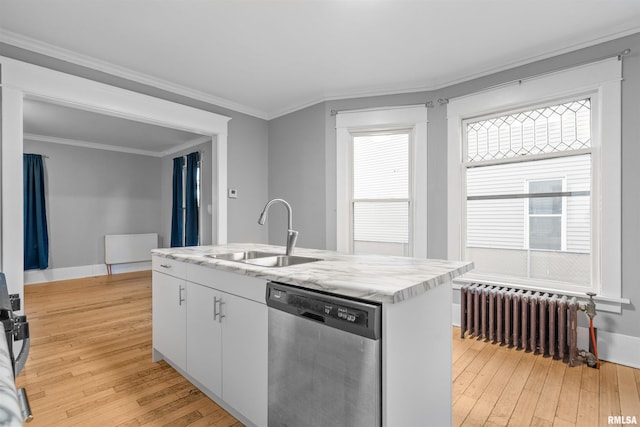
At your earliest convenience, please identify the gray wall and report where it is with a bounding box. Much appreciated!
[267,102,326,249]
[227,113,269,243]
[24,139,162,268]
[5,33,640,339]
[269,32,640,339]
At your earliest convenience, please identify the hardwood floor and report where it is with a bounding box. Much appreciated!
[16,271,242,427]
[453,327,640,426]
[15,272,640,426]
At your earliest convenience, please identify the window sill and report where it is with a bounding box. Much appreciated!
[452,276,629,314]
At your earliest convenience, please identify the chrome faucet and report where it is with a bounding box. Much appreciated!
[258,198,298,255]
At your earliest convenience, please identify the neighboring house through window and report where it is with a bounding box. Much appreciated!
[447,58,622,311]
[527,179,564,251]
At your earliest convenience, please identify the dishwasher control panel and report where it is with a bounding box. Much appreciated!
[266,282,381,340]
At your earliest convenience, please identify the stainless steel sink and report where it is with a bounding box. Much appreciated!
[206,251,278,261]
[243,255,321,268]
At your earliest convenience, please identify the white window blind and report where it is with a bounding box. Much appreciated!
[352,132,410,250]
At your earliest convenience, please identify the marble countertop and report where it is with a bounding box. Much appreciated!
[152,243,473,304]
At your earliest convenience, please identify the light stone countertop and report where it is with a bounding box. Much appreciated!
[152,243,473,304]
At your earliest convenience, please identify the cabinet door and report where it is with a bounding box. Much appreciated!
[152,271,186,370]
[186,282,222,396]
[222,293,268,427]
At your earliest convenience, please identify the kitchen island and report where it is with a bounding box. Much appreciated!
[151,244,473,427]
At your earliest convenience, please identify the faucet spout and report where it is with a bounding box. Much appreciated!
[258,198,298,255]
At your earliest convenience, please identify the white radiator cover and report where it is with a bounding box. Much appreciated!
[104,233,158,265]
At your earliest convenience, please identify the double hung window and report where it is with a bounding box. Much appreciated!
[336,106,428,258]
[447,58,622,307]
[464,99,591,288]
[351,131,411,256]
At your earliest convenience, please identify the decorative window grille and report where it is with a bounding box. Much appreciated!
[466,99,591,163]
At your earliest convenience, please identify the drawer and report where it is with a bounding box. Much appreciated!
[187,263,266,304]
[152,256,187,279]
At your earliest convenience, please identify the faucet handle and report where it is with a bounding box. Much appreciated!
[286,230,298,255]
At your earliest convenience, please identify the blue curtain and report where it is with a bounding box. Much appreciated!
[24,154,49,270]
[185,152,200,246]
[170,156,184,247]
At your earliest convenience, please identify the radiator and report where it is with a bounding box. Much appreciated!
[104,233,158,274]
[460,283,579,365]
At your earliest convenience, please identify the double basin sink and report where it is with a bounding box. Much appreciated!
[206,251,321,268]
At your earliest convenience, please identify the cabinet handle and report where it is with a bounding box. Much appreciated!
[218,299,226,323]
[178,285,185,306]
[213,296,220,320]
[160,264,171,269]
[213,296,225,323]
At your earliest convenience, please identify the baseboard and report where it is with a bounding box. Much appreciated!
[452,301,640,369]
[24,262,151,284]
[596,330,640,369]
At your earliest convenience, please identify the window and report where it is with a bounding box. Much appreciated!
[171,151,201,247]
[464,99,590,287]
[447,58,622,310]
[352,131,410,256]
[336,106,428,258]
[527,179,564,251]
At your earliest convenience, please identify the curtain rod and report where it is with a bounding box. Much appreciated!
[330,49,630,113]
[330,102,434,116]
[443,48,631,104]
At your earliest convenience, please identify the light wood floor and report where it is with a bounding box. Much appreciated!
[453,328,640,426]
[15,272,640,426]
[16,271,241,426]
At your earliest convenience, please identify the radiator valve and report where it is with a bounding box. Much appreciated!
[578,350,598,368]
[583,292,597,319]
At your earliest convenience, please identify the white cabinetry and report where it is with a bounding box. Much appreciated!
[185,281,222,395]
[151,260,187,370]
[152,256,267,427]
[221,291,267,425]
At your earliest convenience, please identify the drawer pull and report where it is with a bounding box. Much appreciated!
[160,264,171,269]
[178,285,185,306]
[214,296,225,322]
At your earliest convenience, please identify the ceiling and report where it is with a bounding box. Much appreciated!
[2,0,640,154]
[22,98,207,157]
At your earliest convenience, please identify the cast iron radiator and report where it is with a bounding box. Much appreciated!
[460,283,579,365]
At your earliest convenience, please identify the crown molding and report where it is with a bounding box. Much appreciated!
[4,25,640,121]
[0,29,269,120]
[24,133,163,157]
[267,26,640,119]
[24,132,212,158]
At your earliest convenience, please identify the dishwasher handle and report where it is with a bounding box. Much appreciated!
[300,311,325,323]
[266,281,381,340]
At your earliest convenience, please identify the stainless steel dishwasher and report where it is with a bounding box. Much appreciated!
[266,281,382,427]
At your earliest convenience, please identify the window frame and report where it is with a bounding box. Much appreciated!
[525,177,566,252]
[447,58,623,312]
[177,153,202,247]
[336,106,428,257]
[350,129,414,255]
